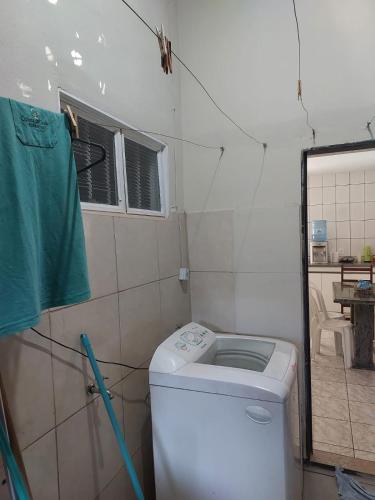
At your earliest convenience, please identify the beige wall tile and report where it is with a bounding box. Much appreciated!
[312,416,352,447]
[23,430,59,500]
[57,388,124,500]
[191,272,235,332]
[51,295,122,424]
[119,282,162,367]
[178,212,189,268]
[0,314,55,449]
[160,276,191,338]
[187,210,233,272]
[156,212,181,279]
[83,213,118,299]
[352,422,375,453]
[355,450,375,461]
[122,369,151,457]
[115,218,159,291]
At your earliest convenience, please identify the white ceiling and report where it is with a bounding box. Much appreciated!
[308,149,375,175]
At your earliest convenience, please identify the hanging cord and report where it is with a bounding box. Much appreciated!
[234,144,268,270]
[119,0,266,149]
[31,327,148,370]
[292,0,316,143]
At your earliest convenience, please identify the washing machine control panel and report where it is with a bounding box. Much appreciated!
[171,323,215,358]
[150,323,216,373]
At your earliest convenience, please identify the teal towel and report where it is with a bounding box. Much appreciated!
[0,97,90,337]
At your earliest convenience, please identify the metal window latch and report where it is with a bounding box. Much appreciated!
[87,378,114,400]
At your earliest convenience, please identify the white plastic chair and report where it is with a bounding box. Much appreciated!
[309,291,354,368]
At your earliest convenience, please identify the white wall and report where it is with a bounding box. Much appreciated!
[178,0,375,349]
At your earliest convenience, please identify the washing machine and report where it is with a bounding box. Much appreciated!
[149,323,302,500]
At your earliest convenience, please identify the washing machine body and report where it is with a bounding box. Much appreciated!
[149,323,302,500]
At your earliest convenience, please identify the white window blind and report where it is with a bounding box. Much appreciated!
[124,138,162,212]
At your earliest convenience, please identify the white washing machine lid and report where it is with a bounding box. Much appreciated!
[149,323,297,403]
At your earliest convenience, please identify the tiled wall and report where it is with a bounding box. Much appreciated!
[308,170,375,259]
[187,207,302,346]
[0,211,191,500]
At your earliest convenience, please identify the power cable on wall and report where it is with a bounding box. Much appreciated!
[31,327,149,370]
[291,0,316,143]
[366,115,375,139]
[119,0,266,149]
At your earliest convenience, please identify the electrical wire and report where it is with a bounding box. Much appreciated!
[31,327,149,370]
[366,115,375,139]
[291,0,316,142]
[120,0,266,148]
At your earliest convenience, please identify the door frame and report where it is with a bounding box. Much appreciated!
[301,139,375,461]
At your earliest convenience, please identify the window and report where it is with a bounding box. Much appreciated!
[59,91,167,216]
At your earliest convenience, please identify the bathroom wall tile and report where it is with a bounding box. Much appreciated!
[122,368,151,457]
[349,401,375,425]
[119,282,162,367]
[351,239,364,259]
[178,212,189,268]
[365,202,375,219]
[312,380,347,401]
[160,276,191,338]
[336,221,350,239]
[312,416,352,447]
[365,183,375,202]
[348,384,375,404]
[51,294,122,424]
[350,171,364,185]
[336,239,350,256]
[115,217,159,291]
[312,396,349,420]
[336,203,349,221]
[156,212,181,279]
[190,272,235,332]
[350,184,365,203]
[322,204,336,221]
[323,173,335,187]
[352,422,375,453]
[187,210,233,272]
[235,272,302,343]
[365,170,375,183]
[350,202,365,221]
[234,206,300,273]
[350,220,364,239]
[23,430,59,500]
[309,205,322,221]
[309,175,323,188]
[365,220,375,238]
[336,172,349,186]
[57,391,124,500]
[0,314,55,449]
[309,187,323,205]
[83,213,118,299]
[323,186,335,205]
[336,185,349,204]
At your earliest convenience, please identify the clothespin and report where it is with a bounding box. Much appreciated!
[297,79,302,100]
[155,24,172,75]
[65,104,79,138]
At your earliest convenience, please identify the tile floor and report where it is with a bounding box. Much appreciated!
[311,330,375,473]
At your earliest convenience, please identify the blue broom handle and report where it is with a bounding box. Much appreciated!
[80,333,145,500]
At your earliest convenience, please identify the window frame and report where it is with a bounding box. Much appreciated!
[58,88,168,217]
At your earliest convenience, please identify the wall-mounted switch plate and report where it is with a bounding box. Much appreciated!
[179,267,190,281]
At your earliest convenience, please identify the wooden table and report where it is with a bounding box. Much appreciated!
[333,282,375,369]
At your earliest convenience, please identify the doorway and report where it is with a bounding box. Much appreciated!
[302,140,375,474]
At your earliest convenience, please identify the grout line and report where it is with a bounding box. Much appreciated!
[344,364,356,458]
